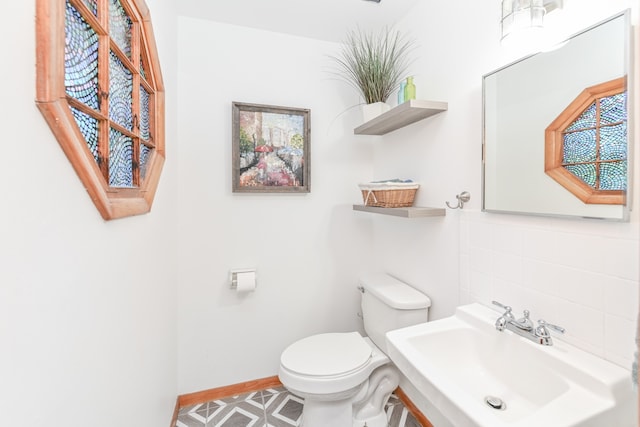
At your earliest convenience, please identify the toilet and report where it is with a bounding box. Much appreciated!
[278,273,431,427]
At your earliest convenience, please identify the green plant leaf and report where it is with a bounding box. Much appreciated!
[329,27,415,104]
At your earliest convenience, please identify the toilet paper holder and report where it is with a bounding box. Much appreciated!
[230,268,257,289]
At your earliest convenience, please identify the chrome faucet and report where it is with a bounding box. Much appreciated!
[491,301,565,346]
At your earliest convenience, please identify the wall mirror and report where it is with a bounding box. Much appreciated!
[483,11,632,220]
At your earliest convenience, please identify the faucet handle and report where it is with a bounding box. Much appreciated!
[492,300,509,309]
[492,300,511,311]
[536,319,566,337]
[491,301,514,318]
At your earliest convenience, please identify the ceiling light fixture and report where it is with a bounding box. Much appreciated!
[501,0,563,46]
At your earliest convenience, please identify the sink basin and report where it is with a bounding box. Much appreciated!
[386,303,636,427]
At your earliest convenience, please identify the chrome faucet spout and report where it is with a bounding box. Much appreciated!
[510,309,533,331]
[492,304,565,346]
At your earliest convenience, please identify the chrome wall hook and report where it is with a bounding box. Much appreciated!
[446,191,470,209]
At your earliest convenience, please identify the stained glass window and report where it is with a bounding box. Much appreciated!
[109,0,132,58]
[81,0,98,15]
[561,92,627,191]
[36,0,165,219]
[65,2,99,110]
[109,128,134,187]
[139,86,150,140]
[70,106,100,163]
[109,51,133,130]
[140,143,151,179]
[545,78,627,205]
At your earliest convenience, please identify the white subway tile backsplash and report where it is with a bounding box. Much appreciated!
[603,237,640,281]
[492,224,523,256]
[460,211,638,369]
[460,289,473,306]
[469,246,492,275]
[492,251,523,285]
[521,228,561,264]
[522,259,563,297]
[604,278,639,321]
[552,232,608,275]
[555,271,605,311]
[469,270,491,302]
[468,219,494,249]
[553,299,605,351]
[604,314,637,369]
[491,278,523,308]
[459,216,470,256]
[459,254,470,292]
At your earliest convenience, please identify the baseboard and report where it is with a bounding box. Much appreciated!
[169,398,179,427]
[395,387,434,427]
[173,376,433,427]
[177,376,282,408]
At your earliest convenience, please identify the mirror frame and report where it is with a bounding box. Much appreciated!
[482,10,633,221]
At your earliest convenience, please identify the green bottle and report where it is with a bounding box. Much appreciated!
[404,76,416,101]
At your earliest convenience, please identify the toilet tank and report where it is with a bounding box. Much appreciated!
[360,273,431,353]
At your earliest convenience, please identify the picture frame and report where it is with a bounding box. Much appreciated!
[232,102,310,193]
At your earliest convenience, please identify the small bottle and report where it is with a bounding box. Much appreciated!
[404,76,416,101]
[397,81,406,105]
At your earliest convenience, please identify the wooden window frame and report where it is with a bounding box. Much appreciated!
[545,77,626,205]
[36,0,165,220]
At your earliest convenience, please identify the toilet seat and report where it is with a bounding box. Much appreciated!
[280,332,372,377]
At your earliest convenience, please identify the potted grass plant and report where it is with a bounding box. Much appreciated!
[331,27,415,122]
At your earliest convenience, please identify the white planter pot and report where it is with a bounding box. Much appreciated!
[362,102,390,122]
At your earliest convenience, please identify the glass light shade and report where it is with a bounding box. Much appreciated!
[501,0,546,45]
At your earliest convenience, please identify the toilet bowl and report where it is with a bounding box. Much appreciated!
[279,333,396,427]
[278,273,431,427]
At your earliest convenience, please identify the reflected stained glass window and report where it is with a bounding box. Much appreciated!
[65,2,99,110]
[562,129,596,163]
[600,161,627,190]
[109,128,134,187]
[565,102,596,132]
[109,0,132,58]
[561,92,627,192]
[600,93,626,124]
[109,51,133,130]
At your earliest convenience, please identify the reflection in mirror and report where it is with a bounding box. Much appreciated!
[482,11,631,220]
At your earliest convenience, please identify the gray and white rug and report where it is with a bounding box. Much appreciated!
[176,387,422,427]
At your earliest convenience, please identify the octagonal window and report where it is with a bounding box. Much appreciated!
[545,78,627,205]
[36,0,165,220]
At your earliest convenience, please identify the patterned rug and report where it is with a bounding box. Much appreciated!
[176,386,421,427]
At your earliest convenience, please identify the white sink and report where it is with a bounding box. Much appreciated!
[386,303,636,427]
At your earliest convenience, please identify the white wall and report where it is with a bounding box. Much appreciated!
[388,0,639,367]
[383,1,638,422]
[176,0,639,398]
[0,1,179,427]
[176,19,375,393]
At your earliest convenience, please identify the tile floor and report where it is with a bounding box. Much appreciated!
[176,386,422,427]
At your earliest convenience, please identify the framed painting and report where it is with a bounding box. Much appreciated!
[232,102,310,193]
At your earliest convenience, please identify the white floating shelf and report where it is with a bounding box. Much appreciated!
[353,204,446,218]
[354,99,448,135]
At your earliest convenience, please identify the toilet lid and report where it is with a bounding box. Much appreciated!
[281,332,372,377]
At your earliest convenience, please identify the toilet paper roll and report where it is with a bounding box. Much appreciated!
[236,271,256,293]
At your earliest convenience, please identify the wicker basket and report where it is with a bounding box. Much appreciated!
[358,182,419,208]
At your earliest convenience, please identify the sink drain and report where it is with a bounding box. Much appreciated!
[484,395,507,410]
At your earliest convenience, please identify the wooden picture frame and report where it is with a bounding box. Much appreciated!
[232,102,310,193]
